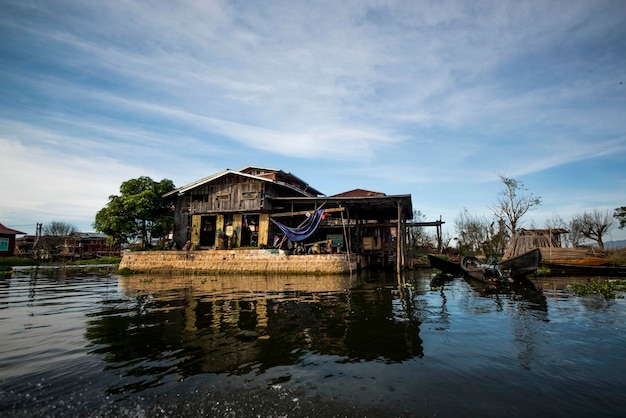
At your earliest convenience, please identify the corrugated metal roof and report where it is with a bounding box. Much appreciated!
[165,168,323,198]
[330,189,386,198]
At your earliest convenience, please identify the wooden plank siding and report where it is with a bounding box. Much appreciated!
[165,168,414,271]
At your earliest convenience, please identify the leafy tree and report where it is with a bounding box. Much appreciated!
[491,174,541,236]
[94,177,175,247]
[615,206,626,229]
[570,209,616,250]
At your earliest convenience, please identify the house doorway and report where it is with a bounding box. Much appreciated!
[242,214,260,247]
[200,215,216,247]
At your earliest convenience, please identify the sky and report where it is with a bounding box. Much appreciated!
[1,0,625,243]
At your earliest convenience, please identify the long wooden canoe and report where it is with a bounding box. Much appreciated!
[428,254,465,276]
[499,248,542,277]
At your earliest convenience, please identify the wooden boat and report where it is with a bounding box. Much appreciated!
[428,254,465,276]
[499,248,542,278]
[461,254,513,283]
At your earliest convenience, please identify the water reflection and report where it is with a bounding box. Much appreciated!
[84,274,424,396]
[3,270,626,417]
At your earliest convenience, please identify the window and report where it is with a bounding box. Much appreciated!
[0,238,9,251]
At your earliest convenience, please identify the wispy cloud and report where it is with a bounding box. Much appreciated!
[1,0,625,237]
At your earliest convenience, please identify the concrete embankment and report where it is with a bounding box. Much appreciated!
[118,249,359,274]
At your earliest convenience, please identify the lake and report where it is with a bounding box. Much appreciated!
[1,268,625,417]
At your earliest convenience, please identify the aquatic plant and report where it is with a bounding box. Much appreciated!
[73,257,121,265]
[116,267,136,275]
[568,279,620,299]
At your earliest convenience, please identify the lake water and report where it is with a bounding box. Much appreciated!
[1,268,625,417]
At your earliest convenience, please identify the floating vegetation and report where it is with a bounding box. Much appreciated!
[568,279,626,299]
[534,266,551,276]
[73,257,121,265]
[116,267,136,275]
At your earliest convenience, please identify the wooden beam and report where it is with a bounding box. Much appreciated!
[270,207,345,218]
[405,221,445,227]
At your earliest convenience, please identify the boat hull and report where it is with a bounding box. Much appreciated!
[428,254,464,276]
[499,248,542,277]
[461,254,511,283]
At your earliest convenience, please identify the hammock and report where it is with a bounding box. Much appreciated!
[271,209,325,242]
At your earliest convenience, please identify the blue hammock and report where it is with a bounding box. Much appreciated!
[271,209,325,242]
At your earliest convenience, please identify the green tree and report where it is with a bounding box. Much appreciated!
[94,177,175,248]
[491,174,541,237]
[615,206,626,229]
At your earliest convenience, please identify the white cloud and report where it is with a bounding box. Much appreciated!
[1,0,625,238]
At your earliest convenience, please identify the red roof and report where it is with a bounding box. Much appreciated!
[0,223,26,235]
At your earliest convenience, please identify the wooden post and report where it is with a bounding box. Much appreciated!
[397,200,402,272]
[215,214,225,247]
[258,213,269,247]
[191,215,201,248]
[340,206,352,274]
[232,214,243,248]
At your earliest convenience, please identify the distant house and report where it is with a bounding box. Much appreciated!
[14,232,121,259]
[503,228,570,259]
[164,166,413,269]
[0,223,26,257]
[62,232,121,258]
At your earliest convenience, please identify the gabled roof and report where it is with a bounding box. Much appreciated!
[331,189,386,198]
[165,168,322,198]
[0,223,26,235]
[238,166,323,196]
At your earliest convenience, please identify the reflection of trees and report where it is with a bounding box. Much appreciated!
[459,277,549,371]
[84,275,424,396]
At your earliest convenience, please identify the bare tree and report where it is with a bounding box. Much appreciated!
[570,210,615,250]
[43,221,77,236]
[407,210,428,247]
[544,214,572,247]
[484,218,509,256]
[455,208,490,253]
[491,174,541,236]
[33,221,78,259]
[436,230,454,253]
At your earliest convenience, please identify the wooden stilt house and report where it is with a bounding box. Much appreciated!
[164,167,414,270]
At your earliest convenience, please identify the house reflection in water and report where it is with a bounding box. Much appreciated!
[85,274,423,393]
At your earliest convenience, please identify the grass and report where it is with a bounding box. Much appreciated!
[0,257,38,267]
[72,257,121,265]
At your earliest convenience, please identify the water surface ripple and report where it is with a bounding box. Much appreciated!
[1,270,625,417]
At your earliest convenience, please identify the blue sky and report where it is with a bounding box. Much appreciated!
[1,1,625,242]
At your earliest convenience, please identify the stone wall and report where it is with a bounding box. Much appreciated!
[118,249,359,274]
